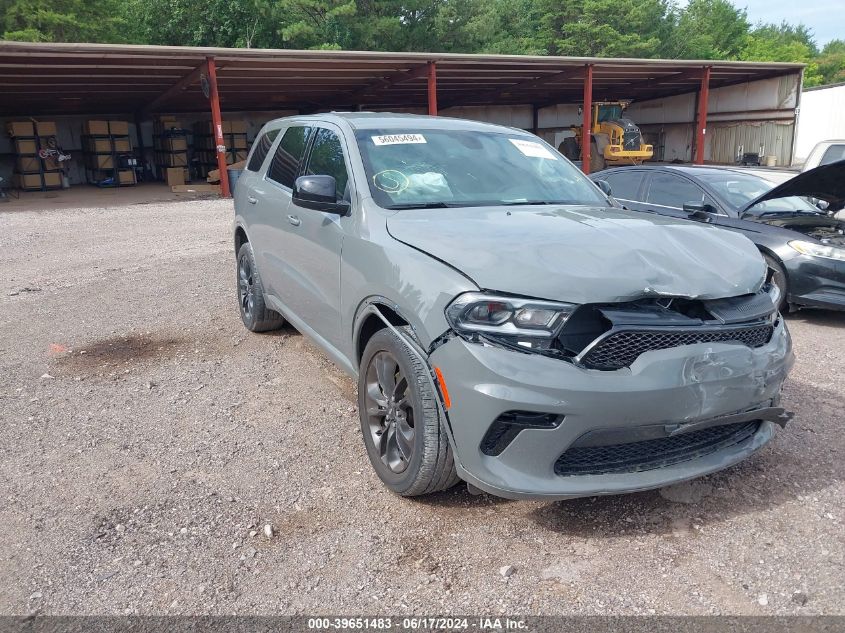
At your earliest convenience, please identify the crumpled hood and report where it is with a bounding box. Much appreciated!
[386,205,766,304]
[742,158,845,212]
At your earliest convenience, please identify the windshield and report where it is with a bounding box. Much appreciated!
[597,104,623,122]
[354,128,606,210]
[697,172,819,215]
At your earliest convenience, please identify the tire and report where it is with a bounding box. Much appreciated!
[763,253,788,313]
[559,137,580,161]
[236,242,285,332]
[358,327,460,496]
[589,139,606,173]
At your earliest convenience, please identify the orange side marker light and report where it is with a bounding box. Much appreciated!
[433,366,451,410]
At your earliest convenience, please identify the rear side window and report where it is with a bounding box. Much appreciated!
[601,170,645,199]
[646,173,704,208]
[246,129,280,172]
[820,144,845,166]
[268,126,313,187]
[305,128,350,200]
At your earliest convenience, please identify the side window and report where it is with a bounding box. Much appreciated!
[305,128,350,200]
[820,144,845,166]
[268,126,313,187]
[646,173,704,208]
[602,170,645,200]
[246,129,279,172]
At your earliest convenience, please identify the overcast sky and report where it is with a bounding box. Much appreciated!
[734,0,841,46]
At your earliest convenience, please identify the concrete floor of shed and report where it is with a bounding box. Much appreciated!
[1,182,218,212]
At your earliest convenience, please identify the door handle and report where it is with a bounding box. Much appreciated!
[247,196,257,204]
[287,214,301,226]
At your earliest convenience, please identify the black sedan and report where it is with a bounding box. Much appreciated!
[591,162,845,311]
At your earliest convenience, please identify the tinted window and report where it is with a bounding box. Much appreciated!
[268,126,312,187]
[647,173,704,208]
[601,170,645,199]
[820,144,845,166]
[246,129,280,172]
[305,128,350,200]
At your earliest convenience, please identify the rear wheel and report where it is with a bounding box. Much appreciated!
[559,137,580,161]
[236,242,285,332]
[763,253,788,313]
[358,328,459,496]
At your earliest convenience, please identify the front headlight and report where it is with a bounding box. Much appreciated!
[445,292,577,349]
[788,240,845,261]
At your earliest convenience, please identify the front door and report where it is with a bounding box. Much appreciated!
[279,124,353,350]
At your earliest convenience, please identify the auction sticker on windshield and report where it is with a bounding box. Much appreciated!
[372,134,427,146]
[509,138,556,159]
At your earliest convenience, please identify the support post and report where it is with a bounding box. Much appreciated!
[581,64,594,175]
[133,114,146,182]
[206,56,231,198]
[695,66,711,165]
[532,104,540,135]
[427,61,438,116]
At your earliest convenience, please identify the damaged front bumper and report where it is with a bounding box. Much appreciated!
[430,317,794,500]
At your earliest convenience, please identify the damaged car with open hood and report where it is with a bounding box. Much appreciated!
[591,161,845,312]
[233,113,793,500]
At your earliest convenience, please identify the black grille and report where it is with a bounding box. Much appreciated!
[581,324,774,370]
[554,421,760,476]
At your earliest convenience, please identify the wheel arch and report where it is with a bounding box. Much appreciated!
[234,224,249,254]
[353,298,414,369]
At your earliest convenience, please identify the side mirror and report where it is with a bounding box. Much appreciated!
[596,180,612,196]
[293,175,349,214]
[683,201,716,222]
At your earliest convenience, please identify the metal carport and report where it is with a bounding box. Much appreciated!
[0,42,804,196]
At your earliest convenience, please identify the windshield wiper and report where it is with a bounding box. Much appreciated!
[749,210,825,218]
[385,202,462,210]
[501,200,575,206]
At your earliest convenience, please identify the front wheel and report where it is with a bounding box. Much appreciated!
[358,328,459,496]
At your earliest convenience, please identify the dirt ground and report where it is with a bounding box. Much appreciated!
[0,198,843,616]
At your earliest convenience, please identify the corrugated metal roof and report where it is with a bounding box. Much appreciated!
[0,41,805,116]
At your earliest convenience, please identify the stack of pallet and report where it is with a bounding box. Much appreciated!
[154,116,189,182]
[192,120,249,179]
[82,120,136,187]
[6,120,62,191]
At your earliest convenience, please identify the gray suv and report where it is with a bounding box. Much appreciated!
[233,113,794,500]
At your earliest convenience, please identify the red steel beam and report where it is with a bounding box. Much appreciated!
[140,62,207,115]
[581,64,593,175]
[206,56,231,198]
[427,61,437,115]
[695,66,712,165]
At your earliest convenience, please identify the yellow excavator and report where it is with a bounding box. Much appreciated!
[558,101,653,172]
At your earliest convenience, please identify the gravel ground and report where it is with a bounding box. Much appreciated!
[0,199,842,616]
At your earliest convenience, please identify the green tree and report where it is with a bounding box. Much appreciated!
[538,0,673,58]
[669,0,749,59]
[740,22,822,85]
[0,0,126,42]
[122,0,280,47]
[816,39,845,85]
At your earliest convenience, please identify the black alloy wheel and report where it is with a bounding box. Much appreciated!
[364,350,416,473]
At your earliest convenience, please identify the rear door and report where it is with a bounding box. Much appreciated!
[596,169,648,210]
[250,124,314,301]
[237,127,281,265]
[278,123,353,349]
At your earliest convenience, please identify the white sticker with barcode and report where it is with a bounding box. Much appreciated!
[372,133,427,146]
[509,138,556,159]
